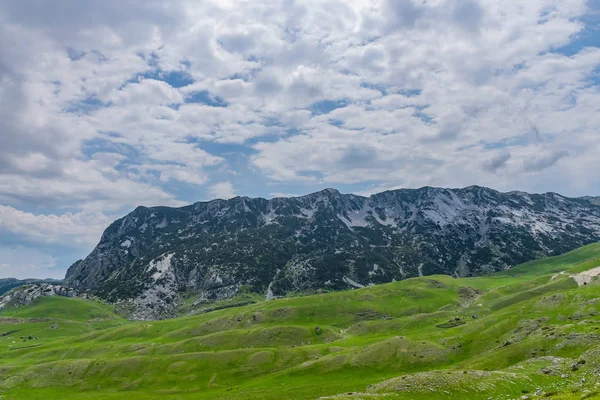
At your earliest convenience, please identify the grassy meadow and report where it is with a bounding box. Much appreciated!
[2,243,600,399]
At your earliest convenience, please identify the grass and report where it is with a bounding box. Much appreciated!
[2,243,600,399]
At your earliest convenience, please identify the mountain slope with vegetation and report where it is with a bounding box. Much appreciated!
[64,186,600,319]
[2,243,600,399]
[0,279,62,296]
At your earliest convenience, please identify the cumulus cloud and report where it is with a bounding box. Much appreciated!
[0,0,600,277]
[523,149,570,172]
[483,151,512,173]
[269,192,301,199]
[0,206,112,247]
[208,181,237,200]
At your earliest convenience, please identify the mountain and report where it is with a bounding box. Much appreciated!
[64,186,600,319]
[582,196,600,206]
[0,283,86,311]
[0,278,62,296]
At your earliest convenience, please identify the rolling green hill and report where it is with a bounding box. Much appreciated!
[2,243,600,399]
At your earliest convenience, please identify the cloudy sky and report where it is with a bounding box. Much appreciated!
[0,0,599,279]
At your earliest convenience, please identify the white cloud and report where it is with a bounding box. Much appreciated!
[269,192,300,198]
[208,181,237,199]
[0,205,112,247]
[0,245,62,279]
[241,0,600,195]
[0,0,600,276]
[0,160,185,211]
[107,78,184,106]
[3,0,596,205]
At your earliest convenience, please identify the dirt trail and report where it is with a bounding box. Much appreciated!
[571,266,600,286]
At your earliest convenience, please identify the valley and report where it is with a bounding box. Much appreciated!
[2,243,600,399]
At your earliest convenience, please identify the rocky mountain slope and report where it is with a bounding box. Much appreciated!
[64,186,600,319]
[582,196,600,206]
[0,284,87,311]
[0,279,62,296]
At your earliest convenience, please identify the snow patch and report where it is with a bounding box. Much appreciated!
[120,239,132,248]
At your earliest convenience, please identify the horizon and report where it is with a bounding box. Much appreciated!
[3,183,599,281]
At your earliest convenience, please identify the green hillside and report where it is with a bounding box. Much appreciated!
[2,243,600,399]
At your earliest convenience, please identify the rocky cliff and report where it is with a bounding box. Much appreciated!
[64,186,600,319]
[0,279,62,296]
[0,284,87,311]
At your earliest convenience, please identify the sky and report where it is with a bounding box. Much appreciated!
[0,0,599,279]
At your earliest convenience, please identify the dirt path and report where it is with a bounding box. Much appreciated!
[571,266,600,286]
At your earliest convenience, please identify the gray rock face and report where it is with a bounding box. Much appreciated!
[0,278,62,296]
[582,196,600,206]
[64,186,600,319]
[0,284,87,311]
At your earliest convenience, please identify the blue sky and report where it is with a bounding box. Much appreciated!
[0,0,599,279]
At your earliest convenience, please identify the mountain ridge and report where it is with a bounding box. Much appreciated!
[64,186,600,319]
[0,278,62,296]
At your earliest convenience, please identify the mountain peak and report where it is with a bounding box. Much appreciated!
[310,188,342,197]
[63,186,600,320]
